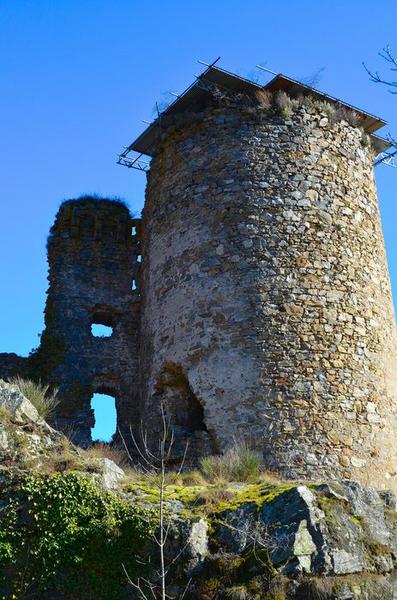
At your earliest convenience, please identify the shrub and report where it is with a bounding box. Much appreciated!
[10,376,59,420]
[200,443,261,482]
[0,472,152,599]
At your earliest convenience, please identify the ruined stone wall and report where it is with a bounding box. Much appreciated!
[38,197,141,445]
[0,353,30,380]
[140,103,397,488]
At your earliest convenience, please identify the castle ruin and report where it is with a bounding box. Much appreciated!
[2,65,397,490]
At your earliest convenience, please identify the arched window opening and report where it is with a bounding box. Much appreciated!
[131,225,137,236]
[131,279,137,291]
[136,254,142,263]
[91,392,117,442]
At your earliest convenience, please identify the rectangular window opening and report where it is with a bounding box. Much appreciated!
[91,323,113,337]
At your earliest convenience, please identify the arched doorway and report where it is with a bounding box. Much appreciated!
[90,391,117,442]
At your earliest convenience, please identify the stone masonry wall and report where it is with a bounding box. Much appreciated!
[140,102,397,489]
[0,353,30,380]
[38,197,141,446]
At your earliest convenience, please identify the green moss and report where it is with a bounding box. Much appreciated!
[0,472,153,599]
[0,406,11,423]
[124,479,294,520]
[316,494,358,536]
[224,585,249,599]
[368,540,392,557]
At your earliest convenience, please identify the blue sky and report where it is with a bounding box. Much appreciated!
[1,0,397,437]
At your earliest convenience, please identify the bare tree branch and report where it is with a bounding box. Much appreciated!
[363,45,397,94]
[123,401,190,600]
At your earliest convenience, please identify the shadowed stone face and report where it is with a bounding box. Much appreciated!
[37,198,142,447]
[139,103,397,489]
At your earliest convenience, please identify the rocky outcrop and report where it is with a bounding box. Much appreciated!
[1,378,397,599]
[190,481,397,598]
[0,379,124,486]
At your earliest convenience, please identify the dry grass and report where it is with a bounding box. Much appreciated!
[254,88,272,109]
[178,470,206,486]
[333,105,361,127]
[0,405,11,423]
[196,486,237,507]
[43,435,85,474]
[300,578,334,600]
[84,442,130,469]
[10,377,59,421]
[272,90,293,118]
[200,443,261,483]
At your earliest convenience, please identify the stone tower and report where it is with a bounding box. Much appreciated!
[2,66,397,492]
[36,197,141,445]
[126,67,397,489]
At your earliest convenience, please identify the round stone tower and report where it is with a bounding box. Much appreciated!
[139,92,397,488]
[35,197,141,445]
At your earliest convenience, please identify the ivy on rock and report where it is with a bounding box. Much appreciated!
[0,472,153,599]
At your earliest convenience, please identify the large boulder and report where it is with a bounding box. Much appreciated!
[0,379,61,465]
[211,480,397,583]
[97,457,125,490]
[0,379,41,423]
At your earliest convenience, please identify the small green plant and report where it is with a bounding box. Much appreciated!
[10,376,59,420]
[200,443,261,482]
[361,131,371,147]
[225,585,250,600]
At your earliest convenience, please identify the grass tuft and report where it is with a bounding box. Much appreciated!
[225,585,249,600]
[200,443,261,483]
[84,442,130,469]
[10,376,59,421]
